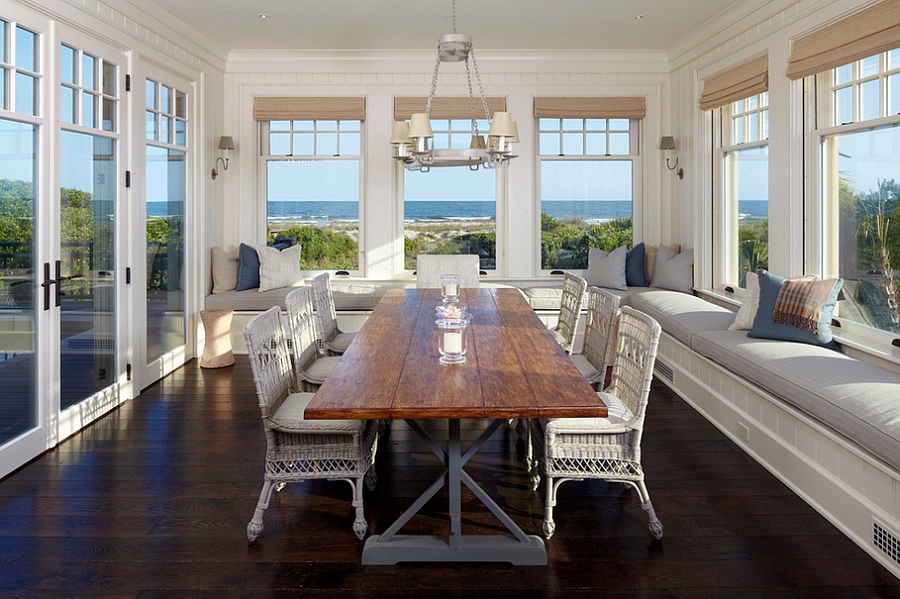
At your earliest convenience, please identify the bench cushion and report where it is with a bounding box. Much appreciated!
[693,329,900,469]
[628,290,735,347]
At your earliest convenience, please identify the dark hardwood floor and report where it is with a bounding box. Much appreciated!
[2,358,900,598]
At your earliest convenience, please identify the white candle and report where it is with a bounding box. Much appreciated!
[443,282,458,296]
[443,330,462,354]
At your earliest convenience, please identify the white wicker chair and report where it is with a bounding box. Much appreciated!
[530,306,663,540]
[549,272,587,354]
[415,254,481,289]
[285,286,341,391]
[243,306,377,542]
[311,272,356,355]
[569,286,620,389]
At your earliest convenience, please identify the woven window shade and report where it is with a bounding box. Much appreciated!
[787,1,900,80]
[532,97,646,119]
[393,97,507,121]
[253,97,366,121]
[699,55,769,111]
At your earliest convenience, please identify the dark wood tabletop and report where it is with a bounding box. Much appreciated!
[305,287,606,421]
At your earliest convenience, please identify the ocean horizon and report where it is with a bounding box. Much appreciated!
[147,199,769,223]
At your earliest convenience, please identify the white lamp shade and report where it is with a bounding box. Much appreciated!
[408,113,434,139]
[390,121,411,144]
[488,112,516,138]
[509,121,519,143]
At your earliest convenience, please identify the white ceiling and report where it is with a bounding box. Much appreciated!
[150,0,755,53]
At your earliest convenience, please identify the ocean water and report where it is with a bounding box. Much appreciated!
[146,199,770,223]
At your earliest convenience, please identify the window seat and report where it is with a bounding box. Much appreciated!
[629,289,900,578]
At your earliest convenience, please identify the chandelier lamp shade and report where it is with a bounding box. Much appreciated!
[391,0,518,172]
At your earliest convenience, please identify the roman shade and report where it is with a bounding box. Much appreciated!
[253,97,366,121]
[786,1,900,80]
[533,97,646,119]
[699,55,769,111]
[393,97,507,121]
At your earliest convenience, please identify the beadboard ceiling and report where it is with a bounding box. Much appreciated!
[149,0,761,53]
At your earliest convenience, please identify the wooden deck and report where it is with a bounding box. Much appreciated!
[1,358,898,597]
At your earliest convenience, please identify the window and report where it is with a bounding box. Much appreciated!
[262,119,361,270]
[537,117,638,270]
[716,93,769,289]
[817,48,900,338]
[403,117,496,272]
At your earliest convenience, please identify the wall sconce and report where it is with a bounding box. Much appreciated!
[210,136,235,180]
[659,136,684,180]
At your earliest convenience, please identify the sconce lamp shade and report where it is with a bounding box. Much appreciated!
[218,136,235,151]
[408,113,434,139]
[390,121,411,144]
[658,136,676,151]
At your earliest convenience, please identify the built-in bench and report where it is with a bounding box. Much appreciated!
[628,289,900,579]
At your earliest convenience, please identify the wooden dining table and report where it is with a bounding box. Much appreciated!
[305,287,606,565]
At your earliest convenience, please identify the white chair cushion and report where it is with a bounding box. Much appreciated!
[306,356,340,380]
[543,392,633,432]
[271,392,363,432]
[328,331,356,352]
[569,353,601,381]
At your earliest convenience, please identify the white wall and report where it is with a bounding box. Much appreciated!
[224,49,670,279]
[665,0,880,287]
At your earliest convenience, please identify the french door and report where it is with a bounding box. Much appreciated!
[0,14,128,477]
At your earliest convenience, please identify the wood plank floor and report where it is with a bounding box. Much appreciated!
[2,358,900,598]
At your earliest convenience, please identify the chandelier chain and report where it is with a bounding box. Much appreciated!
[426,51,442,117]
[469,48,491,125]
[464,58,481,137]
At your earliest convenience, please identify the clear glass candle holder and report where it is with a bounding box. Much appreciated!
[436,316,470,364]
[440,274,461,303]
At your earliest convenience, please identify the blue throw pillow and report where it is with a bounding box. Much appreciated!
[625,242,648,287]
[236,243,260,291]
[748,269,843,349]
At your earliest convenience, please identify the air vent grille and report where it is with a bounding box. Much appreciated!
[655,359,674,382]
[874,520,900,565]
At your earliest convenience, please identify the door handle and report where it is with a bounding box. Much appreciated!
[40,260,62,311]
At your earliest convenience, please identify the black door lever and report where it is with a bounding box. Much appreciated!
[40,260,62,311]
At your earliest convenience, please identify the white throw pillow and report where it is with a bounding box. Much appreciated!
[256,245,304,292]
[210,246,238,294]
[586,246,628,290]
[728,272,759,331]
[651,247,693,293]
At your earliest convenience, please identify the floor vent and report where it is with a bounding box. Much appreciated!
[874,520,900,565]
[655,360,674,382]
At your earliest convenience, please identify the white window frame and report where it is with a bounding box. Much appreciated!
[536,117,641,274]
[259,119,363,275]
[810,49,900,347]
[712,92,769,292]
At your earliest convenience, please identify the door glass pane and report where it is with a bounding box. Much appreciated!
[146,146,185,361]
[0,118,37,445]
[59,131,116,411]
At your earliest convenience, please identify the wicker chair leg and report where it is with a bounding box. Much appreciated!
[247,479,276,541]
[348,477,367,540]
[642,499,663,539]
[543,477,563,538]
